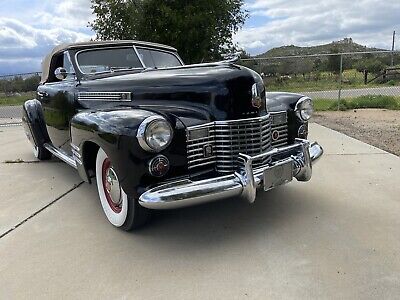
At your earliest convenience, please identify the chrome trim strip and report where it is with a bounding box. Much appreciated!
[187,114,271,131]
[70,143,80,152]
[43,143,77,169]
[133,45,147,68]
[78,92,132,102]
[139,139,323,209]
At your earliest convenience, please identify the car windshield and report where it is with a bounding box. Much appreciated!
[76,46,182,74]
[76,47,143,74]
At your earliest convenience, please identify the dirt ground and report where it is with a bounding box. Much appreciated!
[313,109,400,156]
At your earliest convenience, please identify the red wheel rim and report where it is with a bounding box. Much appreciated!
[102,158,122,214]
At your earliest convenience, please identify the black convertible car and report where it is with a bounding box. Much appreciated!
[22,40,323,230]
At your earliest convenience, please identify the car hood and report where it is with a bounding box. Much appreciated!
[77,63,266,125]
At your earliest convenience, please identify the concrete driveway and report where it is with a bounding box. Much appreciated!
[0,124,399,299]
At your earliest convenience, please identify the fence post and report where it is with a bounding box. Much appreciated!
[338,54,343,111]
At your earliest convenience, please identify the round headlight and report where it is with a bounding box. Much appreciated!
[295,97,314,121]
[137,116,173,152]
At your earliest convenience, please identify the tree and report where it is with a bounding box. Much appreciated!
[327,47,341,74]
[355,58,385,76]
[90,0,248,63]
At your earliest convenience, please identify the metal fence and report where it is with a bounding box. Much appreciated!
[0,72,41,125]
[1,50,400,124]
[240,50,400,106]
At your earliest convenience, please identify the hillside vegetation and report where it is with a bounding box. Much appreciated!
[257,38,382,58]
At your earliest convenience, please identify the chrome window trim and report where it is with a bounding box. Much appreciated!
[136,115,174,153]
[133,45,147,68]
[74,46,145,75]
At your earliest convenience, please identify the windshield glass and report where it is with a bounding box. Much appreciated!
[76,47,143,74]
[137,48,182,68]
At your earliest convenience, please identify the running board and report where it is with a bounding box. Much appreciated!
[44,143,77,169]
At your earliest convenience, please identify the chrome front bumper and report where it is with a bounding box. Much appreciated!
[139,139,323,210]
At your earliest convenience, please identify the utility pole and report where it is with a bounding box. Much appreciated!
[391,31,396,66]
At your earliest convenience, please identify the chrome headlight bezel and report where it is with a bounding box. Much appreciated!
[137,116,173,153]
[295,97,314,122]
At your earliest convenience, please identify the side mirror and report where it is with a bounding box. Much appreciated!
[55,67,68,80]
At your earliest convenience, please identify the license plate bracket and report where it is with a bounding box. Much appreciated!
[264,160,293,191]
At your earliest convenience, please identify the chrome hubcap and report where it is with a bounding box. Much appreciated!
[105,167,122,206]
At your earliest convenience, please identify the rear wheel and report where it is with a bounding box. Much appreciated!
[95,148,150,230]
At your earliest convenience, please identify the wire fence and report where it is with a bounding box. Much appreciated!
[240,50,400,107]
[1,50,400,124]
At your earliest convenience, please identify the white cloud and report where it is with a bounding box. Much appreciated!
[0,18,91,74]
[34,0,93,30]
[0,0,94,74]
[236,0,400,55]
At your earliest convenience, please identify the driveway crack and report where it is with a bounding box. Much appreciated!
[0,181,84,239]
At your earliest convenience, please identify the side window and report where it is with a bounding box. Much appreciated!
[136,48,182,69]
[63,53,73,75]
[137,49,156,68]
[48,52,74,82]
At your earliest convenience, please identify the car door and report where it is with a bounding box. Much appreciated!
[37,51,77,154]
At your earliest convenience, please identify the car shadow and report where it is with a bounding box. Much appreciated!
[126,184,320,252]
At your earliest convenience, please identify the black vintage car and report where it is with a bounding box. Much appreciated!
[22,40,323,230]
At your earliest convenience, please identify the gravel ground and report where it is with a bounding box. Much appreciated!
[314,109,400,156]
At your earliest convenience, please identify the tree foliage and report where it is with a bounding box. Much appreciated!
[327,47,341,74]
[90,0,247,63]
[355,58,385,75]
[0,75,40,93]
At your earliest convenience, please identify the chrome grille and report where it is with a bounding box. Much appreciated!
[271,112,289,148]
[187,112,289,174]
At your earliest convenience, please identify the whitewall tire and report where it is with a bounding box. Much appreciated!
[95,148,150,230]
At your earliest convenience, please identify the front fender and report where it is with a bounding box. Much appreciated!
[22,99,51,148]
[266,92,309,142]
[70,108,188,198]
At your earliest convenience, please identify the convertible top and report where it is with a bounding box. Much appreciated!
[40,40,177,83]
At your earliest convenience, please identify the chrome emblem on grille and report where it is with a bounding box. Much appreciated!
[272,130,280,141]
[251,83,263,109]
[203,144,213,158]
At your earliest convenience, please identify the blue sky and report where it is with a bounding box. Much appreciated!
[1,0,399,75]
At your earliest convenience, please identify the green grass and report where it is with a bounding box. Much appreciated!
[314,95,400,111]
[266,69,400,93]
[0,92,35,106]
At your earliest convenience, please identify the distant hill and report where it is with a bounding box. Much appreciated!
[257,38,385,58]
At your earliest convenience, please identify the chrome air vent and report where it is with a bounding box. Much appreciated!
[78,92,131,101]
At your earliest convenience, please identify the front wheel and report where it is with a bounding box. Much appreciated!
[95,148,150,230]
